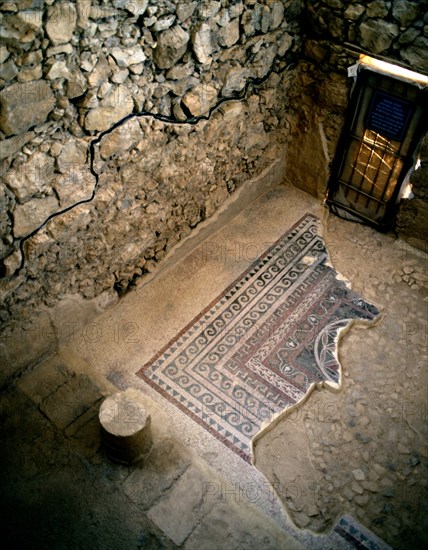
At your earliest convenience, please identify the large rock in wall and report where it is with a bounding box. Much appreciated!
[0,0,301,378]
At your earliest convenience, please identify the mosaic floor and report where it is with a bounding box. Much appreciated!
[137,214,380,463]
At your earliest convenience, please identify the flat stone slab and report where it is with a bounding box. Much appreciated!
[146,465,214,546]
[40,373,103,431]
[123,437,190,510]
[17,355,73,406]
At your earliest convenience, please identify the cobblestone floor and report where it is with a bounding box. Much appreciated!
[255,204,428,549]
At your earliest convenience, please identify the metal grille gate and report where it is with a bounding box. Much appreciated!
[326,65,427,230]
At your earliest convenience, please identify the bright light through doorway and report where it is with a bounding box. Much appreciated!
[359,55,428,86]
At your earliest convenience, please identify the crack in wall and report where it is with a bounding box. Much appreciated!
[15,58,297,276]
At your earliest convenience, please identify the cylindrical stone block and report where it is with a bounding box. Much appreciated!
[99,388,152,465]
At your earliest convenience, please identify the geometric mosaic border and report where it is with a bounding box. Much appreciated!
[137,213,380,462]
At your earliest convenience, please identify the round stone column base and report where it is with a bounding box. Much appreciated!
[99,389,152,465]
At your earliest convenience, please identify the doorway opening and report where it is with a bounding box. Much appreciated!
[326,55,428,230]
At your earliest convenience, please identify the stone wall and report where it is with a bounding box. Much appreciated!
[306,0,428,72]
[1,1,427,380]
[396,133,428,251]
[0,0,303,380]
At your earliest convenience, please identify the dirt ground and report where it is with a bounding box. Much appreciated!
[255,203,428,549]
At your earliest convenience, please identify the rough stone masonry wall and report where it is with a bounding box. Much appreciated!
[395,132,428,251]
[0,0,303,380]
[286,0,428,246]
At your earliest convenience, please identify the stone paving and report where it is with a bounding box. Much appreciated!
[1,348,302,549]
[1,183,426,549]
